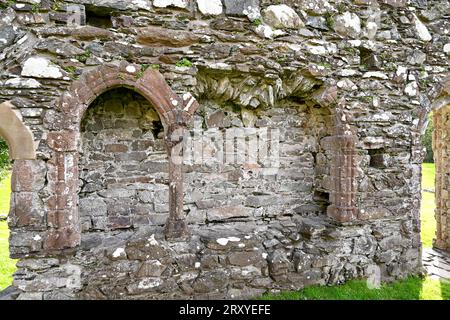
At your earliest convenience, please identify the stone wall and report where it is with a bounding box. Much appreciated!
[0,0,448,299]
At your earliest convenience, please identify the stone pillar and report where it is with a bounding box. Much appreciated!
[433,104,450,251]
[327,134,359,223]
[43,131,81,250]
[164,124,189,239]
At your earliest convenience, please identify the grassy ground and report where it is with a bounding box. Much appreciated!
[421,163,436,248]
[261,276,450,300]
[0,172,15,291]
[0,164,444,298]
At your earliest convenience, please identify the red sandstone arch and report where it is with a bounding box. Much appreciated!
[44,62,199,250]
[0,101,36,160]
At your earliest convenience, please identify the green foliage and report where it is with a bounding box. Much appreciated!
[63,65,78,79]
[176,58,193,68]
[421,113,434,163]
[325,13,335,30]
[0,1,15,9]
[31,2,41,13]
[135,64,153,79]
[52,0,63,11]
[0,139,10,174]
[75,49,92,63]
[253,18,263,27]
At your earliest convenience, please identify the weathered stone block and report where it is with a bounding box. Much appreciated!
[9,192,44,228]
[11,160,46,192]
[227,251,264,267]
[223,0,259,16]
[206,206,251,221]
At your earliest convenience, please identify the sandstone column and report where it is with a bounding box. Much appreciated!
[164,124,189,239]
[433,104,450,251]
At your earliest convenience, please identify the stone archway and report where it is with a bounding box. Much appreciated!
[43,61,199,251]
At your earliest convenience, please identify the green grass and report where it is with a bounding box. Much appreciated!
[422,163,435,190]
[0,172,15,291]
[260,276,450,300]
[0,173,11,215]
[0,220,15,291]
[421,163,436,248]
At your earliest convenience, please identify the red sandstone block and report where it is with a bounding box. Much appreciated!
[47,209,76,229]
[10,192,44,228]
[43,227,81,250]
[47,131,79,152]
[11,160,46,192]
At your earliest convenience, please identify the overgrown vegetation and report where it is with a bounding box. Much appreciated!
[253,18,263,27]
[0,139,10,178]
[75,49,92,63]
[176,58,193,68]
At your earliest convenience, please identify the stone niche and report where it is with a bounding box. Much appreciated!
[182,99,335,223]
[79,88,169,233]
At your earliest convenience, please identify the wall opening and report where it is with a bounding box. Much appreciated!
[79,88,169,234]
[85,5,114,29]
[368,149,386,169]
[0,137,15,291]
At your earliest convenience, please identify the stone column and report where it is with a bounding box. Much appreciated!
[433,104,450,251]
[327,134,359,223]
[164,124,189,239]
[43,131,81,250]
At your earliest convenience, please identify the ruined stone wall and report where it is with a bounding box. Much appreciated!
[0,0,448,300]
